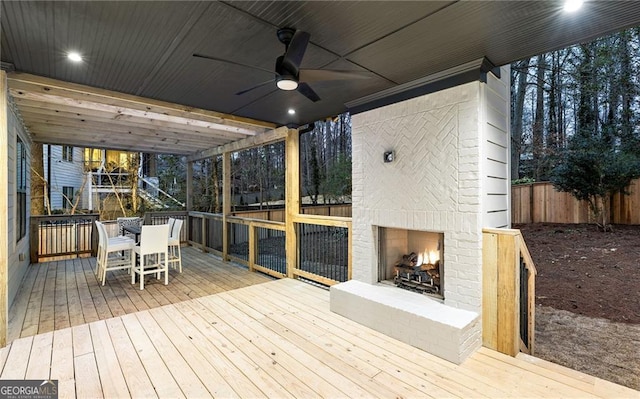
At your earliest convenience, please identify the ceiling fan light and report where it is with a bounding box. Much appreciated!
[277,77,298,91]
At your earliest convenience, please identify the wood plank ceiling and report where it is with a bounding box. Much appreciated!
[2,1,640,156]
[6,73,274,155]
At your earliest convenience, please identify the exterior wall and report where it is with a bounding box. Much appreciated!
[6,98,31,307]
[352,81,483,313]
[43,145,85,210]
[480,66,511,228]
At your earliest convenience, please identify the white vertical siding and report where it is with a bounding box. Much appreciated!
[44,145,85,210]
[480,66,511,228]
[6,100,32,308]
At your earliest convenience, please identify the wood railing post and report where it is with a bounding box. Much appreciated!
[248,222,256,272]
[222,152,231,261]
[483,229,519,355]
[90,216,98,257]
[29,219,39,264]
[285,128,300,278]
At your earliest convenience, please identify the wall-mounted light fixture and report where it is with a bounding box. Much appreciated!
[383,151,395,163]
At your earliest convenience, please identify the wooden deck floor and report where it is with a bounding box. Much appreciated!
[8,247,273,342]
[2,278,638,398]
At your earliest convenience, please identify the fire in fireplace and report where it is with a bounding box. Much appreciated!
[378,227,444,299]
[394,251,440,294]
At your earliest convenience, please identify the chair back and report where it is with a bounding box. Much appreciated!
[139,225,170,255]
[95,221,106,248]
[167,217,176,234]
[170,219,183,241]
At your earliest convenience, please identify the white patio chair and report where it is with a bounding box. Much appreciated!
[131,224,170,290]
[95,221,135,285]
[168,218,183,272]
[167,217,176,233]
[94,220,134,275]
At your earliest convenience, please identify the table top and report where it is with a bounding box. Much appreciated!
[122,225,141,235]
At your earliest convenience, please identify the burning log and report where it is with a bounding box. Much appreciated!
[395,252,419,268]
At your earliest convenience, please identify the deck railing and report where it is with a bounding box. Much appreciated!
[186,211,351,285]
[29,209,352,286]
[29,214,100,263]
[482,228,537,356]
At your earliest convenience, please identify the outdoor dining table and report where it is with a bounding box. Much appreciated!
[122,224,142,243]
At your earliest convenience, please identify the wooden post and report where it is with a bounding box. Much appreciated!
[285,128,300,278]
[222,152,231,261]
[186,160,193,242]
[0,70,9,347]
[482,229,522,357]
[29,219,39,264]
[347,220,353,280]
[90,216,99,257]
[248,223,256,272]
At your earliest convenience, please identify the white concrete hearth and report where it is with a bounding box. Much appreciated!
[331,66,510,363]
[330,280,479,364]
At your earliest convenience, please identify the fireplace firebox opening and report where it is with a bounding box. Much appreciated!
[378,227,444,299]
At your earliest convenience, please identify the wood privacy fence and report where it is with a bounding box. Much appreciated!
[511,180,640,225]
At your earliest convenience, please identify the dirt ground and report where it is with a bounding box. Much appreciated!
[515,223,640,391]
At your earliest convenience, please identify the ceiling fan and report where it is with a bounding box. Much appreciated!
[193,27,372,102]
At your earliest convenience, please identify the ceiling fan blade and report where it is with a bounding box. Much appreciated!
[299,69,374,83]
[235,79,274,96]
[193,53,274,75]
[297,82,320,102]
[282,30,310,75]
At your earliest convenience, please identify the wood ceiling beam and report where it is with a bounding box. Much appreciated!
[27,123,209,150]
[7,72,277,131]
[29,128,196,155]
[13,98,254,140]
[19,111,230,146]
[187,126,289,162]
[11,89,257,140]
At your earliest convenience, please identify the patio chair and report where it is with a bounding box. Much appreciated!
[168,218,183,272]
[131,224,170,290]
[167,217,176,233]
[95,221,135,285]
[117,216,143,240]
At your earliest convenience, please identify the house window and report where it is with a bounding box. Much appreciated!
[62,186,75,209]
[16,138,27,241]
[62,145,73,162]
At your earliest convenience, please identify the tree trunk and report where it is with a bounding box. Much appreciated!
[532,54,547,181]
[510,58,530,180]
[30,142,46,215]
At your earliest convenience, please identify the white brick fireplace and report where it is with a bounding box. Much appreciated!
[331,65,510,364]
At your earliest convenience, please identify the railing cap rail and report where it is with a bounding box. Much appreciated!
[31,213,100,221]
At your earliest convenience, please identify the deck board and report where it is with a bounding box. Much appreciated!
[8,247,273,342]
[4,256,638,398]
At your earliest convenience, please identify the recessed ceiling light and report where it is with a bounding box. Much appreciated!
[67,52,83,62]
[288,109,296,115]
[564,0,583,12]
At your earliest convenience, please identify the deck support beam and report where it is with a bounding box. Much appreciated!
[222,152,231,261]
[285,128,300,278]
[0,71,8,347]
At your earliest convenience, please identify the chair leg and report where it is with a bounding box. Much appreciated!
[132,253,137,285]
[101,262,107,286]
[164,252,169,285]
[177,245,182,273]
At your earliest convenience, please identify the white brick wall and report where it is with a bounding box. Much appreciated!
[338,74,510,363]
[351,82,483,313]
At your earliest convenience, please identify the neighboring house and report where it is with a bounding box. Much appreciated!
[42,147,175,213]
[43,145,85,211]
